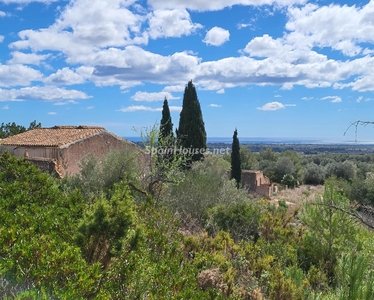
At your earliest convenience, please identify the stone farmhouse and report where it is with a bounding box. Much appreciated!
[241,170,278,198]
[0,125,136,177]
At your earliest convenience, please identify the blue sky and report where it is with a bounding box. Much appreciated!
[1,0,374,141]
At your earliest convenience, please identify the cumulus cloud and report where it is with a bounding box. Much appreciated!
[10,0,148,59]
[131,91,179,102]
[203,27,230,46]
[5,0,374,95]
[1,0,58,3]
[257,101,285,111]
[320,96,342,103]
[0,86,91,101]
[148,9,202,39]
[0,63,42,87]
[44,68,86,85]
[147,0,307,11]
[286,2,374,57]
[8,51,50,65]
[0,11,6,17]
[162,85,185,92]
[88,46,200,86]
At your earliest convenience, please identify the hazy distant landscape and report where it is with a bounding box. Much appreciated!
[128,136,374,154]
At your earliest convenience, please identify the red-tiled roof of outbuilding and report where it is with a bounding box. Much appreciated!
[0,125,106,147]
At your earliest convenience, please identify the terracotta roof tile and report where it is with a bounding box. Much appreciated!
[0,125,106,147]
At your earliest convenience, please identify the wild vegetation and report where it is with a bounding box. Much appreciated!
[1,85,374,299]
[2,146,374,299]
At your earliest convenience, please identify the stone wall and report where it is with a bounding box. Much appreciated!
[241,170,275,198]
[59,131,136,176]
[25,157,62,178]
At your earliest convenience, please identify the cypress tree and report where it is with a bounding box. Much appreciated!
[159,97,173,145]
[177,80,207,162]
[231,129,242,188]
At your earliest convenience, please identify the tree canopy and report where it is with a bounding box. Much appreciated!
[0,120,41,138]
[231,129,241,188]
[159,97,174,145]
[177,80,206,162]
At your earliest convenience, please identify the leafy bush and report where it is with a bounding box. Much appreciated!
[62,146,140,201]
[282,174,299,189]
[206,203,261,242]
[303,162,325,185]
[325,160,357,182]
[163,155,251,228]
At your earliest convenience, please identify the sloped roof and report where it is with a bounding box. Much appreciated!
[0,125,106,147]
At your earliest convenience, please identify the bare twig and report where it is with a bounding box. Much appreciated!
[344,120,374,142]
[315,202,374,230]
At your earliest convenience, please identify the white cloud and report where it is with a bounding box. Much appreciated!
[217,89,225,94]
[44,68,86,85]
[0,63,42,87]
[118,105,182,112]
[162,85,185,92]
[131,91,179,102]
[10,0,148,59]
[0,86,91,101]
[87,46,200,86]
[168,106,182,112]
[148,9,202,39]
[0,36,4,43]
[48,111,57,115]
[237,23,252,29]
[0,11,6,17]
[86,106,94,110]
[53,100,78,106]
[8,51,50,65]
[0,0,58,3]
[286,2,374,57]
[118,105,181,112]
[203,27,230,46]
[2,105,9,109]
[5,0,374,95]
[257,101,285,111]
[320,96,342,103]
[209,103,221,107]
[302,96,313,101]
[357,96,363,103]
[147,0,307,11]
[118,105,160,112]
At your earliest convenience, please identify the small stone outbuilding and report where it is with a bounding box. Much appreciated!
[0,125,135,177]
[242,170,278,198]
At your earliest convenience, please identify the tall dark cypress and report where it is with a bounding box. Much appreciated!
[231,129,242,188]
[177,80,207,162]
[159,97,173,145]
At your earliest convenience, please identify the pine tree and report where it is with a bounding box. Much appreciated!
[177,80,207,162]
[159,97,173,145]
[231,129,242,188]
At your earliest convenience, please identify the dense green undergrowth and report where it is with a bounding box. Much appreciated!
[1,151,374,299]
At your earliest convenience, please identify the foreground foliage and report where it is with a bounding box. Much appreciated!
[1,152,374,299]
